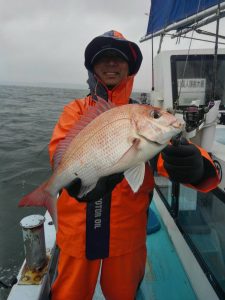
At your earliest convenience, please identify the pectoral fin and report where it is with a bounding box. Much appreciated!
[78,183,97,198]
[124,162,145,193]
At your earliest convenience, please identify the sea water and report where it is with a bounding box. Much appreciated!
[0,85,88,299]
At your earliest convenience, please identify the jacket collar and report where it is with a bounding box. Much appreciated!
[87,71,134,106]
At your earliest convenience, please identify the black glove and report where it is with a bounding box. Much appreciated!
[65,173,124,202]
[161,137,204,184]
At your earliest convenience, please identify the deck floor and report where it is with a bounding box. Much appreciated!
[137,202,197,300]
[93,202,197,300]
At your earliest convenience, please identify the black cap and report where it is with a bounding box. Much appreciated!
[85,30,143,75]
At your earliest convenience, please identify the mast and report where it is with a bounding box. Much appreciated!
[151,34,154,92]
[212,0,221,100]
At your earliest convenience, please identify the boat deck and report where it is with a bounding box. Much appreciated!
[137,202,196,300]
[94,202,197,300]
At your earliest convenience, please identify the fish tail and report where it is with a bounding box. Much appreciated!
[18,181,58,229]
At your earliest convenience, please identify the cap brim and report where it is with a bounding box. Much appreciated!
[91,48,129,65]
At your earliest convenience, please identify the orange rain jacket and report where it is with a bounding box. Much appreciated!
[49,75,219,259]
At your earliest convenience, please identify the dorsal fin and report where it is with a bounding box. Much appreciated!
[53,97,115,170]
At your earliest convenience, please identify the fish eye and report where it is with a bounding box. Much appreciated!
[150,110,161,119]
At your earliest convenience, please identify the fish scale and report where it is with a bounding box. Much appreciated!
[66,119,132,186]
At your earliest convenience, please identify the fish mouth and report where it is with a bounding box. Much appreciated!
[169,119,185,130]
[152,126,183,145]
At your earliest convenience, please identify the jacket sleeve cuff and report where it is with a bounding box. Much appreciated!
[157,152,220,193]
[185,157,220,193]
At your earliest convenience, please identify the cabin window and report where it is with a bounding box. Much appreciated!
[171,54,225,109]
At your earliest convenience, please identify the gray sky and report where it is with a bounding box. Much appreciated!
[1,0,225,91]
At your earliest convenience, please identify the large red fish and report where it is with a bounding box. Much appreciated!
[19,99,184,228]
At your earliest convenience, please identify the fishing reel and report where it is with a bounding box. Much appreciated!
[168,101,217,147]
[182,105,209,132]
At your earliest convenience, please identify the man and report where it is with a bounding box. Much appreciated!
[49,30,219,300]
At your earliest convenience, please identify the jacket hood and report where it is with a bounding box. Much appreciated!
[85,30,142,76]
